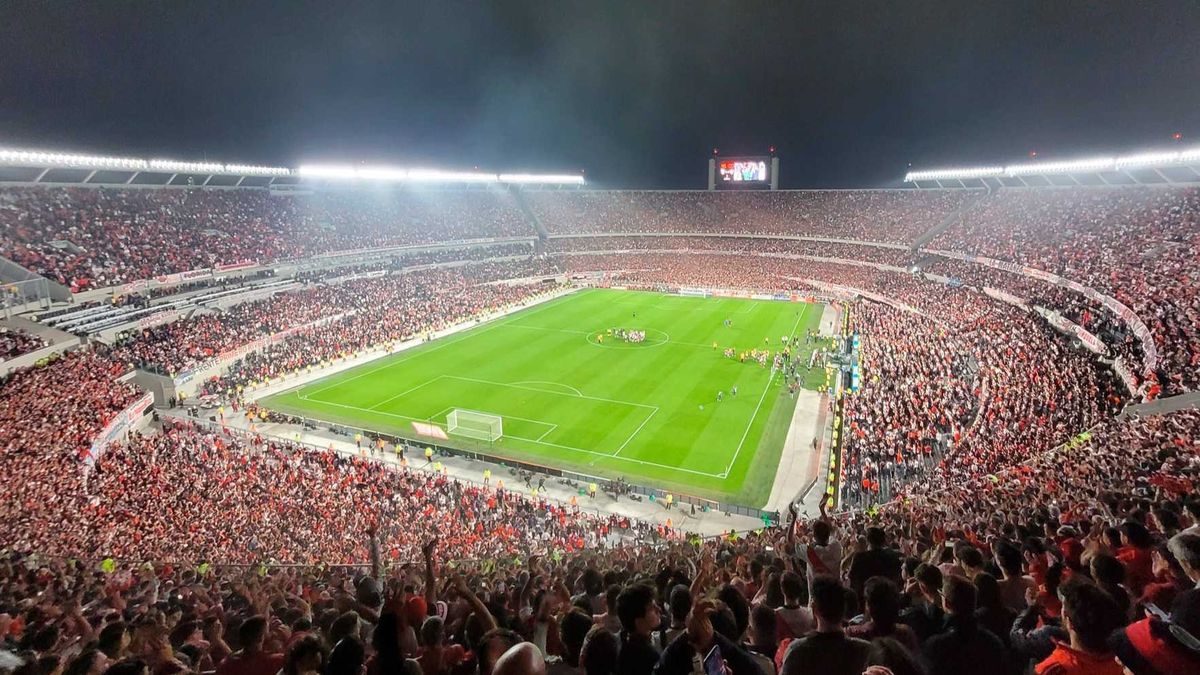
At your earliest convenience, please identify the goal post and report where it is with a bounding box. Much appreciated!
[446,409,503,442]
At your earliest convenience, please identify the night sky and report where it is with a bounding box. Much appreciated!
[2,1,1198,188]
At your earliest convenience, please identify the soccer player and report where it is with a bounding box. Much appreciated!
[732,385,738,397]
[717,390,724,402]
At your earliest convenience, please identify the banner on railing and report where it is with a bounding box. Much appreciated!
[137,309,180,329]
[84,393,155,466]
[214,260,258,273]
[983,286,1028,309]
[928,249,1157,373]
[1035,307,1107,355]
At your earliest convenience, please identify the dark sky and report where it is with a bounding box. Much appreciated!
[2,1,1199,188]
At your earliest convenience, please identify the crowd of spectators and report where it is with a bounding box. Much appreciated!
[548,236,913,267]
[0,327,45,361]
[0,188,534,292]
[1,406,1196,675]
[840,298,1125,507]
[931,186,1200,394]
[917,257,1146,374]
[528,190,975,242]
[1,349,142,563]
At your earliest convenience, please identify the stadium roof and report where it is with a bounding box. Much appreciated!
[0,146,586,188]
[905,146,1200,189]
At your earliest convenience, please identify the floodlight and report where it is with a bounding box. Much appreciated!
[1177,146,1200,163]
[356,166,409,181]
[1113,152,1181,169]
[297,164,359,179]
[1004,157,1114,176]
[499,173,587,184]
[225,164,291,176]
[149,159,225,173]
[903,167,1003,182]
[406,169,497,183]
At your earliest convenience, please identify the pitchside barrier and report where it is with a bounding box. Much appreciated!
[274,413,781,526]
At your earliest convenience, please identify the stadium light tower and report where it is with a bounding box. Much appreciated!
[904,144,1200,186]
[0,144,584,187]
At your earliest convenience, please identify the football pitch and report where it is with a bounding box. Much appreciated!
[262,288,825,506]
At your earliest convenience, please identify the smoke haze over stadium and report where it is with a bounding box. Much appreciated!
[2,0,1198,187]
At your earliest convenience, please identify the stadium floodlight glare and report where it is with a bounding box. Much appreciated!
[498,173,587,185]
[0,146,585,184]
[298,163,584,184]
[149,159,226,173]
[224,164,292,176]
[356,166,410,181]
[0,148,149,170]
[406,169,498,183]
[907,145,1200,182]
[903,166,1004,182]
[1113,152,1182,169]
[297,164,359,179]
[1176,146,1200,163]
[1005,156,1114,176]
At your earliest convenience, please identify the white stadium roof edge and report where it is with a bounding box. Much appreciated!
[0,146,586,187]
[905,145,1200,188]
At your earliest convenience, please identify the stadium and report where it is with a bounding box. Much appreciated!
[2,4,1200,675]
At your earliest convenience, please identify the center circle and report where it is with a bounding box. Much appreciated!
[586,327,670,349]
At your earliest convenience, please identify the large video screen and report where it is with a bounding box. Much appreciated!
[717,157,770,185]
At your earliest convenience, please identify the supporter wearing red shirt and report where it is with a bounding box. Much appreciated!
[1116,522,1155,597]
[215,617,284,675]
[1033,580,1125,675]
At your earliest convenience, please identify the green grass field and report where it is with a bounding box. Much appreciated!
[262,288,825,506]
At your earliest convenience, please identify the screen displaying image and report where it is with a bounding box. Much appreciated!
[718,159,769,182]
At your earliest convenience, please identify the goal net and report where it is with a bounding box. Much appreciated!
[446,409,503,442]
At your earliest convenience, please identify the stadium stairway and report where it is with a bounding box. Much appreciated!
[512,187,551,240]
[910,186,991,249]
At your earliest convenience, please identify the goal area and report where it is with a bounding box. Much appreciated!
[446,409,503,442]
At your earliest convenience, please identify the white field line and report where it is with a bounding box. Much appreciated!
[611,407,659,458]
[510,380,585,396]
[720,303,808,478]
[314,396,553,433]
[367,375,445,410]
[534,423,559,442]
[445,375,658,410]
[295,395,720,477]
